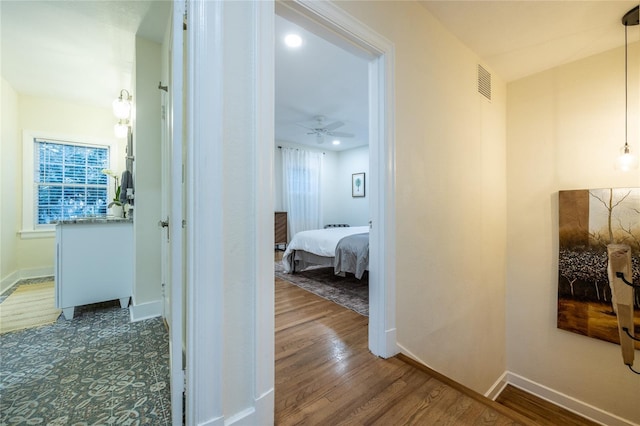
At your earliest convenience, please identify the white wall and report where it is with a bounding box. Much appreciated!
[132,37,163,310]
[333,145,369,226]
[0,87,119,289]
[336,1,508,394]
[274,142,369,233]
[507,42,640,424]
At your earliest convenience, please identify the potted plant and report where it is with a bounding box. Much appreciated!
[102,169,123,217]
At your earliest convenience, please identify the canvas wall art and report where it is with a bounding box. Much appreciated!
[558,188,640,348]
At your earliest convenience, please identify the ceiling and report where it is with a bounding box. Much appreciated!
[275,14,369,151]
[0,1,170,110]
[2,1,638,152]
[419,1,639,82]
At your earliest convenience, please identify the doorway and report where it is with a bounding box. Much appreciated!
[273,0,397,359]
[183,1,396,422]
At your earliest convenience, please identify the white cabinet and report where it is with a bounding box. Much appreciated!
[55,220,133,320]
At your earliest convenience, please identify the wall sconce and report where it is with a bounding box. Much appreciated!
[615,6,639,171]
[114,120,129,139]
[113,89,132,139]
[113,89,132,120]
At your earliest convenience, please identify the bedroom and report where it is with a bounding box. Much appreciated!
[273,12,373,311]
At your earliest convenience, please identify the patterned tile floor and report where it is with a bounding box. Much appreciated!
[0,278,171,425]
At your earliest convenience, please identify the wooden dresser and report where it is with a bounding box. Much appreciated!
[275,211,287,249]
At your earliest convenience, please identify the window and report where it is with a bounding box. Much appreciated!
[34,139,109,225]
[22,131,119,237]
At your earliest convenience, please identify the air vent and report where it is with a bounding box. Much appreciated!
[477,64,492,101]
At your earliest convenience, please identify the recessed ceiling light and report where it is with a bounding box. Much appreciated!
[332,140,341,145]
[284,34,302,48]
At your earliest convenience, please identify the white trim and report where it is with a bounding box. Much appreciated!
[253,388,275,426]
[222,389,274,426]
[484,371,508,400]
[402,342,637,424]
[254,1,276,422]
[129,299,162,322]
[18,229,55,239]
[1,267,54,294]
[186,0,225,424]
[280,0,397,359]
[169,1,185,425]
[505,372,637,426]
[196,418,224,426]
[21,129,119,232]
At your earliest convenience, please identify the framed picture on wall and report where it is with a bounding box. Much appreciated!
[352,172,365,197]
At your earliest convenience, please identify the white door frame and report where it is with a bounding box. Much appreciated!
[274,0,397,358]
[169,1,185,424]
[185,1,225,424]
[184,0,395,423]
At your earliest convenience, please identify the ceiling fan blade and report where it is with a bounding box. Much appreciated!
[323,121,344,132]
[296,123,315,131]
[327,131,354,138]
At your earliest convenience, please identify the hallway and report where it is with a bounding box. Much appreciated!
[274,277,533,425]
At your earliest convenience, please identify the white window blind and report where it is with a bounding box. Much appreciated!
[34,139,109,225]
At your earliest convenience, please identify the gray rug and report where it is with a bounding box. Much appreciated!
[275,261,369,316]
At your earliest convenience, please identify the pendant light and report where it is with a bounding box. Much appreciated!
[615,6,639,171]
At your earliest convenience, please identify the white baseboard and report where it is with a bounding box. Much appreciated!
[504,372,637,426]
[129,299,162,322]
[0,271,19,295]
[395,347,636,426]
[484,371,508,400]
[196,417,224,426]
[1,267,54,295]
[223,388,274,426]
[384,327,398,358]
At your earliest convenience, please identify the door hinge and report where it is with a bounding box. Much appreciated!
[183,2,188,31]
[182,368,187,392]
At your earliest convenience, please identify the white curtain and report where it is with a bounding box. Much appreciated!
[282,147,323,238]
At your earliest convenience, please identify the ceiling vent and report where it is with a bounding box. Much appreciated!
[477,64,492,101]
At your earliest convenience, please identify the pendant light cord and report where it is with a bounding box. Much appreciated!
[625,24,628,149]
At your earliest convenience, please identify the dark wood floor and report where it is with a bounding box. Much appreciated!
[274,269,600,425]
[274,277,534,425]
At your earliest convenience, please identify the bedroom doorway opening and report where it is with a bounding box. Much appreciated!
[273,2,396,359]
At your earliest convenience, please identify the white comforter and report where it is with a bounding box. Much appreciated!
[281,226,369,273]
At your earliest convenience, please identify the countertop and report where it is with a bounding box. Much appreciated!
[55,217,133,225]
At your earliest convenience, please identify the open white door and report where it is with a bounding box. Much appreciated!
[161,1,185,424]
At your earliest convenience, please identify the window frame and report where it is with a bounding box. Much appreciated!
[21,130,119,238]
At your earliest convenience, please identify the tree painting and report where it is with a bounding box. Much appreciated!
[557,188,640,348]
[352,173,365,197]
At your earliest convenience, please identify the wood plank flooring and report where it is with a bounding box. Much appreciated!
[274,277,535,425]
[495,385,600,426]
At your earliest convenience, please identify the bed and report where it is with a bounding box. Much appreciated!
[281,226,369,279]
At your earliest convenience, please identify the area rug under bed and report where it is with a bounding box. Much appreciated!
[275,261,369,316]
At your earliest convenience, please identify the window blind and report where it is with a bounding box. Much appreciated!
[34,139,109,224]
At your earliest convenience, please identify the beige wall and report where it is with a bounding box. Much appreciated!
[133,36,163,306]
[0,84,119,288]
[1,78,19,286]
[507,42,640,423]
[335,1,508,393]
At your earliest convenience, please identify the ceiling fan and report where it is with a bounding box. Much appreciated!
[298,115,354,144]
